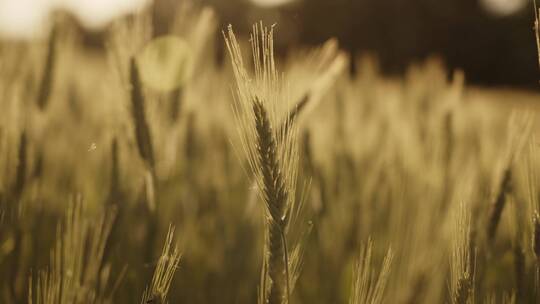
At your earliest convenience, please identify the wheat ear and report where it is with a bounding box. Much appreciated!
[487,168,512,241]
[36,25,57,110]
[13,130,27,200]
[141,225,181,304]
[129,58,156,173]
[225,23,303,304]
[253,97,289,304]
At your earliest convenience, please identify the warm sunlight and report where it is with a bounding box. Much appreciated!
[480,0,527,16]
[250,0,295,8]
[0,0,148,37]
[2,1,540,303]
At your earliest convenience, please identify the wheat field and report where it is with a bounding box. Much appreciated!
[1,2,540,304]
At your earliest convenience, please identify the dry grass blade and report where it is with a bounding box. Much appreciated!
[29,196,117,304]
[277,93,309,136]
[522,136,540,299]
[29,268,61,304]
[349,239,394,304]
[278,48,348,136]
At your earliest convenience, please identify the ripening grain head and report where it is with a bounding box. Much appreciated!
[349,239,394,304]
[224,23,304,304]
[224,23,300,224]
[141,225,181,304]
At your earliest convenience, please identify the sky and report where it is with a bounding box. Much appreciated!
[0,0,149,38]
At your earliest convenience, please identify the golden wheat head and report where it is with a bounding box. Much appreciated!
[225,23,302,304]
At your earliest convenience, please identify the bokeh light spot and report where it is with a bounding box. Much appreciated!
[250,0,295,8]
[137,36,192,92]
[480,0,527,16]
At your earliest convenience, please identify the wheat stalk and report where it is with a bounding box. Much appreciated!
[487,112,533,242]
[141,225,181,304]
[107,137,120,206]
[29,196,117,304]
[349,239,394,304]
[225,23,305,304]
[129,58,156,173]
[36,25,57,110]
[487,167,512,241]
[13,130,27,200]
[128,57,158,214]
[450,200,474,304]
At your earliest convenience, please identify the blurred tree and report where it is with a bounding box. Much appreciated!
[77,0,540,88]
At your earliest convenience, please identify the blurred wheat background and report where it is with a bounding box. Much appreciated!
[1,0,540,303]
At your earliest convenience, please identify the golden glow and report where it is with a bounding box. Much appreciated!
[0,0,149,38]
[0,0,50,37]
[60,0,149,29]
[480,0,527,16]
[137,36,193,91]
[250,0,295,8]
